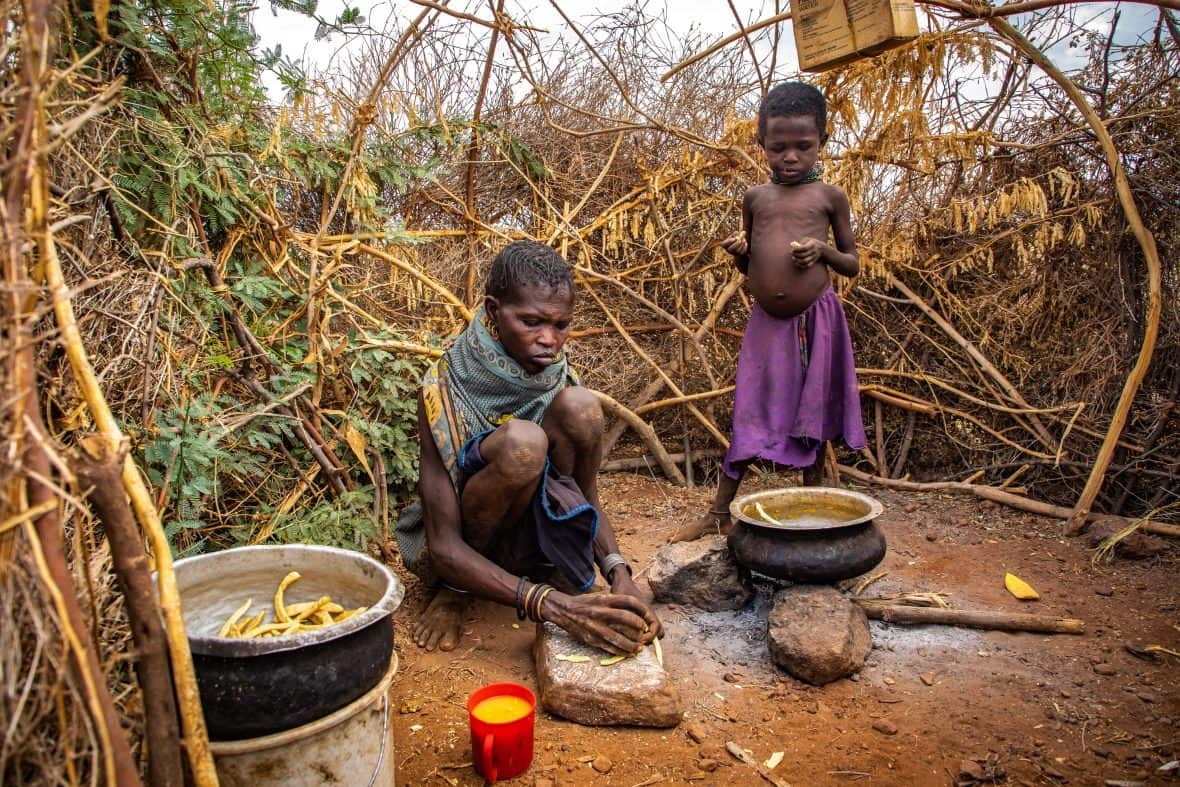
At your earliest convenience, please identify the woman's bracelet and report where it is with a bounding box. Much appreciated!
[531,585,556,623]
[516,577,533,621]
[600,552,631,582]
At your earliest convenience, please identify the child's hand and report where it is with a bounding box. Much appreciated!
[721,230,748,257]
[791,238,825,269]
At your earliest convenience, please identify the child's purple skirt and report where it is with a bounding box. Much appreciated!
[722,287,867,478]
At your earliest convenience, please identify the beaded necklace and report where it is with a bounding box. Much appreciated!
[769,168,820,186]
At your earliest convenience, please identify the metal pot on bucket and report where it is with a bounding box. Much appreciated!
[170,544,404,740]
[727,487,887,583]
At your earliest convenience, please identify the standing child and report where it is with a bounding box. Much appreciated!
[673,81,866,543]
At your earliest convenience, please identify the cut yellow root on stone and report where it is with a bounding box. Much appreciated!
[1004,573,1040,600]
[555,654,591,663]
[599,655,627,666]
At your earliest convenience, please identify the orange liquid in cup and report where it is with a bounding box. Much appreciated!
[472,695,532,725]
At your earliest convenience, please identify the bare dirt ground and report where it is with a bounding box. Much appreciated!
[388,470,1180,786]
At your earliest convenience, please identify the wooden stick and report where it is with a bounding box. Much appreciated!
[837,464,1176,535]
[862,385,1056,460]
[42,231,218,785]
[988,19,1165,534]
[917,0,1180,20]
[584,286,729,450]
[891,279,1057,452]
[874,400,887,478]
[591,391,685,485]
[855,599,1085,635]
[635,386,736,415]
[661,10,793,82]
[408,0,547,31]
[358,242,473,320]
[1141,522,1180,538]
[890,410,916,479]
[725,741,792,787]
[601,272,743,457]
[463,0,505,305]
[75,437,184,787]
[602,449,726,472]
[17,7,140,779]
[575,264,719,389]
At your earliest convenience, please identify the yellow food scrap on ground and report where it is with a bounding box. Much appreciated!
[764,751,785,770]
[1004,573,1040,600]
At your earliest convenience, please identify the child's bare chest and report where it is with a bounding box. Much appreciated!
[751,188,831,233]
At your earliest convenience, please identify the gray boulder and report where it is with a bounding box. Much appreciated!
[647,536,753,611]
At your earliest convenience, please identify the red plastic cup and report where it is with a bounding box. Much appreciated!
[467,682,536,784]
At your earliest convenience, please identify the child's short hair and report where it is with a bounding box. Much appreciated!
[486,240,573,301]
[758,81,827,141]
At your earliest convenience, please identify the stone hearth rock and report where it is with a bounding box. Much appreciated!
[534,623,682,727]
[1087,515,1166,559]
[648,535,753,611]
[767,585,870,685]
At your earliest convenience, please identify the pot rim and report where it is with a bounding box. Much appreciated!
[170,544,403,658]
[730,486,884,531]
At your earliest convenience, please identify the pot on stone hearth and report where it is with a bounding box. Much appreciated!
[727,488,886,583]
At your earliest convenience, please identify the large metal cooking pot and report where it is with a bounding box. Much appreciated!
[170,544,404,740]
[727,488,886,583]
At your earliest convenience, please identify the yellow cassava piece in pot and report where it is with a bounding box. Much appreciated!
[218,598,253,638]
[1004,573,1040,600]
[274,571,301,622]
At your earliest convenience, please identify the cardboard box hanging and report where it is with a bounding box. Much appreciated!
[792,0,919,72]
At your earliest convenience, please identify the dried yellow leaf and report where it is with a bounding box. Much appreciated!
[1004,573,1040,601]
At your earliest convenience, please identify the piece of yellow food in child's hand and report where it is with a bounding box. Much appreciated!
[1004,572,1040,600]
[790,240,802,248]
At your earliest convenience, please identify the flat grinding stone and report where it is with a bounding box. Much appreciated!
[533,622,682,727]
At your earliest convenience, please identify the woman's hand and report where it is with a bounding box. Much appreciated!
[542,591,659,655]
[720,230,748,257]
[610,572,663,638]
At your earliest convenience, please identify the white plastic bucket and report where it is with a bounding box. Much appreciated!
[209,653,398,786]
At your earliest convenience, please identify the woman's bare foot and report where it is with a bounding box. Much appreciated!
[670,509,734,543]
[802,462,825,486]
[413,588,468,651]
